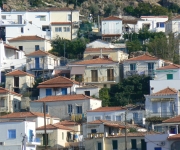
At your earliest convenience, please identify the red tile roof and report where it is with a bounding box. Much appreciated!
[0,87,22,97]
[55,120,80,126]
[126,54,159,61]
[37,76,79,88]
[102,16,122,21]
[102,34,121,37]
[72,58,117,65]
[0,111,51,118]
[8,35,46,41]
[157,64,180,70]
[36,123,73,131]
[163,115,180,123]
[33,94,95,102]
[25,50,57,58]
[152,87,177,96]
[4,44,18,50]
[6,70,34,77]
[51,22,71,25]
[168,134,180,140]
[171,15,180,20]
[87,107,126,112]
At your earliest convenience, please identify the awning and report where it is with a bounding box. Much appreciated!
[71,66,85,75]
[36,130,54,134]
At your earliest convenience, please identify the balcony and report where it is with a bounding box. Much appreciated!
[146,112,174,118]
[27,62,55,70]
[126,70,138,76]
[87,133,104,138]
[1,19,26,25]
[126,70,155,77]
[102,29,120,35]
[27,137,41,145]
[83,77,116,83]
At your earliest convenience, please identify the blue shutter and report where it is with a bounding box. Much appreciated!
[8,130,16,139]
[46,89,52,96]
[62,88,67,95]
[35,57,40,69]
[29,130,33,142]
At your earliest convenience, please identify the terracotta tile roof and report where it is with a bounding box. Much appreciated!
[125,54,159,61]
[102,34,121,37]
[157,64,180,70]
[6,70,34,77]
[72,58,117,65]
[33,94,95,102]
[36,123,73,131]
[0,87,22,97]
[168,134,180,140]
[87,107,126,112]
[8,35,46,41]
[56,120,80,126]
[51,22,71,25]
[25,50,57,58]
[163,115,180,123]
[152,87,177,96]
[4,44,18,50]
[171,15,180,20]
[85,48,116,52]
[123,19,138,24]
[0,111,51,118]
[37,76,79,88]
[102,16,122,21]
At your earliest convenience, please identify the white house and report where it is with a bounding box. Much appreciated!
[0,87,22,113]
[0,111,59,128]
[165,15,180,34]
[37,76,80,98]
[26,50,60,77]
[0,120,40,150]
[101,16,122,41]
[137,16,168,32]
[145,87,179,118]
[30,94,102,120]
[123,53,165,78]
[150,64,180,93]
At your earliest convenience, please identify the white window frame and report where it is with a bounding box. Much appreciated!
[40,16,46,21]
[67,14,71,21]
[68,104,73,114]
[55,27,62,32]
[63,27,70,32]
[105,116,111,121]
[115,116,121,121]
[94,116,101,120]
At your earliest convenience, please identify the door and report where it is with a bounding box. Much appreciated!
[141,139,146,150]
[97,142,102,150]
[35,57,40,69]
[14,76,19,87]
[43,134,48,145]
[91,70,98,82]
[112,140,118,150]
[61,88,67,95]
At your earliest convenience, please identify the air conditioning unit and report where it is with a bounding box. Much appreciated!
[0,142,5,145]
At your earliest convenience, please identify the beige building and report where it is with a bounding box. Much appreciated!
[8,35,52,54]
[83,47,128,62]
[50,8,79,40]
[69,58,120,88]
[5,70,34,94]
[0,87,22,113]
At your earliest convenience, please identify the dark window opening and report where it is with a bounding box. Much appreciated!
[84,91,90,96]
[14,76,19,87]
[35,45,40,51]
[107,69,114,81]
[42,26,50,31]
[91,70,98,82]
[19,46,23,51]
[21,27,24,33]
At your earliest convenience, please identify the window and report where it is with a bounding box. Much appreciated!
[63,27,70,32]
[68,104,72,113]
[21,27,24,33]
[116,116,121,121]
[55,27,62,32]
[130,63,136,71]
[29,130,34,142]
[11,66,15,69]
[62,132,64,140]
[43,134,48,145]
[91,129,96,133]
[152,102,158,113]
[107,69,114,81]
[17,15,22,24]
[105,116,111,121]
[133,113,138,120]
[160,22,165,28]
[0,98,5,107]
[112,140,118,150]
[42,26,50,31]
[2,15,6,19]
[97,142,102,150]
[46,89,52,96]
[40,16,46,21]
[148,63,154,70]
[19,46,23,51]
[68,14,72,21]
[131,139,137,149]
[14,76,19,87]
[84,91,90,96]
[8,129,16,139]
[91,70,98,82]
[95,116,101,120]
[61,88,67,95]
[35,45,40,51]
[167,74,173,80]
[76,106,82,114]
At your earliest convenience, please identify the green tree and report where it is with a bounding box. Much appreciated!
[99,88,110,106]
[28,0,43,7]
[126,40,142,54]
[89,3,99,16]
[151,5,168,15]
[109,75,151,106]
[104,3,116,16]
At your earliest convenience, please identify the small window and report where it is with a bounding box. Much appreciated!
[130,63,136,70]
[19,46,23,51]
[8,129,16,139]
[46,89,52,96]
[42,26,50,31]
[91,129,96,133]
[112,140,118,150]
[148,63,154,70]
[133,113,138,120]
[116,116,121,121]
[76,106,82,114]
[35,45,40,51]
[42,105,48,113]
[11,66,15,69]
[63,27,70,32]
[160,22,165,28]
[84,91,90,96]
[95,116,101,120]
[40,16,46,21]
[0,98,5,107]
[62,132,64,140]
[2,15,6,19]
[167,74,173,80]
[55,27,62,32]
[21,27,24,33]
[105,116,111,121]
[68,14,72,21]
[68,104,72,113]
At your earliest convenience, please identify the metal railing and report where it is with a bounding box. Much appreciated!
[87,133,104,138]
[126,70,155,77]
[83,76,115,83]
[146,112,174,118]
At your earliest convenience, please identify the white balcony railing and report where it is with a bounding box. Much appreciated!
[102,29,120,34]
[26,62,55,70]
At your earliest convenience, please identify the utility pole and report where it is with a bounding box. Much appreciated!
[64,42,66,66]
[125,111,127,150]
[71,9,73,40]
[43,102,47,149]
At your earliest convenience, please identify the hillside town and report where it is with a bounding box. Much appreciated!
[0,3,180,150]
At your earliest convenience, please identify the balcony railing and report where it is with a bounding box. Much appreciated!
[102,29,120,34]
[27,62,55,70]
[126,70,138,76]
[1,19,26,25]
[87,133,104,138]
[146,112,174,118]
[83,77,116,83]
[126,70,155,77]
